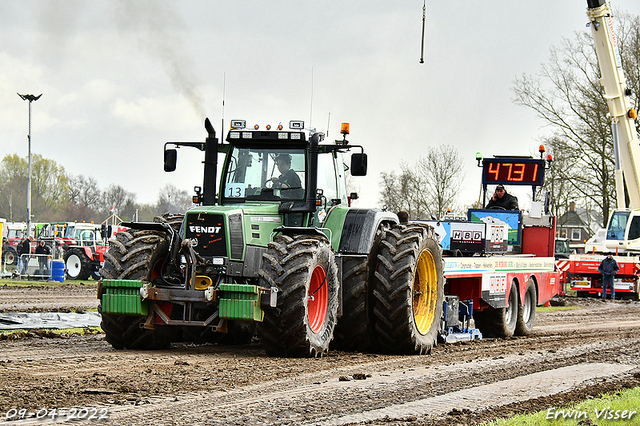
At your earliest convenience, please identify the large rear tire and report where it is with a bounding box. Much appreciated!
[372,224,444,355]
[515,278,536,336]
[100,228,173,349]
[155,213,184,233]
[257,234,339,357]
[331,257,372,351]
[64,248,92,280]
[333,223,389,352]
[475,280,518,338]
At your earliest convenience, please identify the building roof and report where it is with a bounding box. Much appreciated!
[558,210,586,227]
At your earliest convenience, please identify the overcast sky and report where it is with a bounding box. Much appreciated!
[1,0,637,214]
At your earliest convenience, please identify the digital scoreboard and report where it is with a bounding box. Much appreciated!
[482,158,545,186]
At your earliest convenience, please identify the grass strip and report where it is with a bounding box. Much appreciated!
[536,305,580,313]
[484,387,640,425]
[0,327,103,339]
[0,278,97,287]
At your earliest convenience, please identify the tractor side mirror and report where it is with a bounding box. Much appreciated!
[164,148,177,172]
[350,153,368,176]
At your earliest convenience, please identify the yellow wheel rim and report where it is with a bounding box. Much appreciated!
[413,248,438,335]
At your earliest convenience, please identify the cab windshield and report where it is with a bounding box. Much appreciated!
[606,211,630,241]
[223,147,306,201]
[72,228,104,246]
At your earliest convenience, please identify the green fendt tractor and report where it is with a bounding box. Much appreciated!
[99,118,444,357]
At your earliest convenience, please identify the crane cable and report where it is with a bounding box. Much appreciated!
[419,0,426,63]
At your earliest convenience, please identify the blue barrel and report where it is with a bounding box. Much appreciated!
[51,260,65,282]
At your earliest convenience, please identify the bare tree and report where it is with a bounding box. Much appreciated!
[379,145,464,220]
[417,145,465,219]
[379,171,401,212]
[68,174,102,211]
[99,184,136,218]
[379,165,425,218]
[541,137,581,220]
[156,184,193,215]
[513,10,640,227]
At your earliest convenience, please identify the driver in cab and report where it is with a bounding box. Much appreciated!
[486,184,518,210]
[271,154,301,189]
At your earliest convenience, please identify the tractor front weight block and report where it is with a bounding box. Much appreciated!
[102,279,148,316]
[219,283,268,322]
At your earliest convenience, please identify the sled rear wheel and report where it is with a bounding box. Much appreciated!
[515,278,536,336]
[475,280,519,338]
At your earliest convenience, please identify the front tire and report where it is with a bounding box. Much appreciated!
[515,278,536,336]
[257,234,339,357]
[372,224,444,355]
[100,228,172,349]
[64,248,92,280]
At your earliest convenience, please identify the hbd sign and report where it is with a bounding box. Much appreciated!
[450,223,485,253]
[452,229,483,242]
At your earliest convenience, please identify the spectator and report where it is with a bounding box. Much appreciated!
[17,236,31,275]
[35,240,51,278]
[598,253,619,300]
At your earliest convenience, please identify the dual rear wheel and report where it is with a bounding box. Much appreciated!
[333,223,444,355]
[372,224,444,354]
[475,278,537,338]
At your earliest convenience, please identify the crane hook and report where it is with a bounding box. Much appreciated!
[420,0,426,63]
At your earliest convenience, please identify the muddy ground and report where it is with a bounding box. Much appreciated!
[1,283,639,425]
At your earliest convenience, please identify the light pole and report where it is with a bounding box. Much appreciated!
[17,93,42,238]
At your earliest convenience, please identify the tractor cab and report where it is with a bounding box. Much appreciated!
[164,119,367,238]
[223,147,306,201]
[215,120,364,227]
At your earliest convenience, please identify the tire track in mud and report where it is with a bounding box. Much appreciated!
[1,297,639,425]
[314,363,637,426]
[0,285,98,313]
[105,339,640,425]
[10,335,638,425]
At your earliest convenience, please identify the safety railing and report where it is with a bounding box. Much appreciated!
[18,254,53,280]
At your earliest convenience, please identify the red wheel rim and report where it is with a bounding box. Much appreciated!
[308,265,328,333]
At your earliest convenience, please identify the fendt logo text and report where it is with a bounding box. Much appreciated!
[189,226,222,234]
